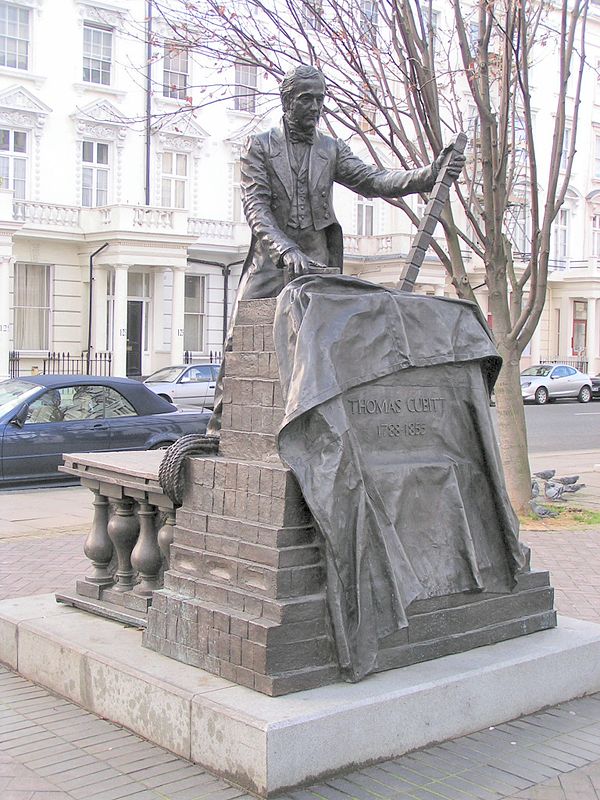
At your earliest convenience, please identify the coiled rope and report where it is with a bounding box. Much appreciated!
[158,434,219,507]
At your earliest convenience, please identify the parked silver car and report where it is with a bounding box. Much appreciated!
[144,363,220,409]
[520,364,592,405]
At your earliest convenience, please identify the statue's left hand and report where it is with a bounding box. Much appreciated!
[433,143,466,181]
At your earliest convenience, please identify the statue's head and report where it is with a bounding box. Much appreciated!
[280,65,326,132]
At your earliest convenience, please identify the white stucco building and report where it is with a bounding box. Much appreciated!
[1,0,600,380]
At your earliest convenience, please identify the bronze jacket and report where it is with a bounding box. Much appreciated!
[239,123,438,299]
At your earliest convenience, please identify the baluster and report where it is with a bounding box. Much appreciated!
[82,490,113,587]
[157,510,177,570]
[107,498,140,592]
[131,502,162,596]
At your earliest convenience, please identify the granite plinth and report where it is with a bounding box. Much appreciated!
[1,595,599,797]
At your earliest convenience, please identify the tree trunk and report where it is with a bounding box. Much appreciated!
[493,350,531,514]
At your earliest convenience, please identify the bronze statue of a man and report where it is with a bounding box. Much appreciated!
[237,64,464,296]
[208,64,464,433]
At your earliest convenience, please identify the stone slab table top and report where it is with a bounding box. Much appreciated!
[60,450,172,506]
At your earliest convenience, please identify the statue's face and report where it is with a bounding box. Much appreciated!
[285,76,326,131]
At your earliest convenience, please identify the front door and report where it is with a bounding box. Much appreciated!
[126,300,143,377]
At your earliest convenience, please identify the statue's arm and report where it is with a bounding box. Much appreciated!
[241,136,299,265]
[334,139,437,198]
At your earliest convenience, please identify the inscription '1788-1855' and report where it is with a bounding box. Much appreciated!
[347,395,446,438]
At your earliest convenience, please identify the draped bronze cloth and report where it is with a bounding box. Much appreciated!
[274,275,529,682]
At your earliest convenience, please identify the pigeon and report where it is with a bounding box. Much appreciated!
[534,469,556,481]
[555,475,580,485]
[531,479,541,498]
[562,483,585,494]
[529,500,559,518]
[544,482,565,501]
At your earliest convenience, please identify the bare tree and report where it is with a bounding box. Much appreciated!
[145,0,589,512]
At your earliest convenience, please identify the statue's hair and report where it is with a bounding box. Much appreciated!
[280,65,326,110]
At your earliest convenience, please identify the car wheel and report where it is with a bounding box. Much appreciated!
[149,441,172,450]
[534,386,549,405]
[158,394,173,403]
[578,385,592,403]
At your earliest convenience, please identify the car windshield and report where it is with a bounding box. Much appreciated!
[521,366,552,377]
[145,367,184,383]
[0,379,40,415]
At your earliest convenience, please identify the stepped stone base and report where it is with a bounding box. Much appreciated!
[144,297,556,695]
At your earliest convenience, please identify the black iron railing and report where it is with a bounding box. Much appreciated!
[9,351,112,377]
[541,357,589,373]
[183,350,221,364]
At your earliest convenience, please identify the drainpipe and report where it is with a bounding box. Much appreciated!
[187,257,243,345]
[145,0,153,205]
[87,242,110,375]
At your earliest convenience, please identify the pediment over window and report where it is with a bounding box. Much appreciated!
[564,186,582,211]
[153,115,208,152]
[72,100,128,141]
[77,0,125,29]
[0,85,51,130]
[587,189,600,203]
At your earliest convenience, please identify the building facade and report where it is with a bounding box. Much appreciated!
[1,0,600,381]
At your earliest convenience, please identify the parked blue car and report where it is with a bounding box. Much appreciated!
[0,375,210,486]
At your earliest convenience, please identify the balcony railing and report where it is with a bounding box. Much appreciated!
[188,217,234,239]
[13,200,81,228]
[11,200,249,246]
[343,232,416,258]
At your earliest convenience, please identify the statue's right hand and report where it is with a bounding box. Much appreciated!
[282,248,311,279]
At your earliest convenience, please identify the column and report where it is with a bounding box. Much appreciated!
[152,268,165,365]
[530,321,542,365]
[82,490,113,587]
[0,256,11,379]
[112,265,128,377]
[559,297,570,357]
[170,266,185,364]
[91,265,108,355]
[107,498,139,592]
[587,297,597,373]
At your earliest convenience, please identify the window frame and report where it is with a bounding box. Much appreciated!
[0,126,28,199]
[83,21,113,86]
[183,274,206,353]
[559,124,572,171]
[233,62,257,114]
[592,214,600,257]
[356,195,374,236]
[81,139,110,207]
[161,150,188,209]
[358,0,378,42]
[163,43,189,100]
[0,1,30,70]
[572,299,588,356]
[13,261,51,352]
[594,134,600,180]
[302,1,323,30]
[551,207,569,264]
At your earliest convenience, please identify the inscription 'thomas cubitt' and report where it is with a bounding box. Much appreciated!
[348,397,445,414]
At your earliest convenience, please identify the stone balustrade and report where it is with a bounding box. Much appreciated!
[132,206,176,229]
[57,450,176,627]
[13,200,81,227]
[187,216,234,239]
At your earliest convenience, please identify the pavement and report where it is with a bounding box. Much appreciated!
[0,451,600,799]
